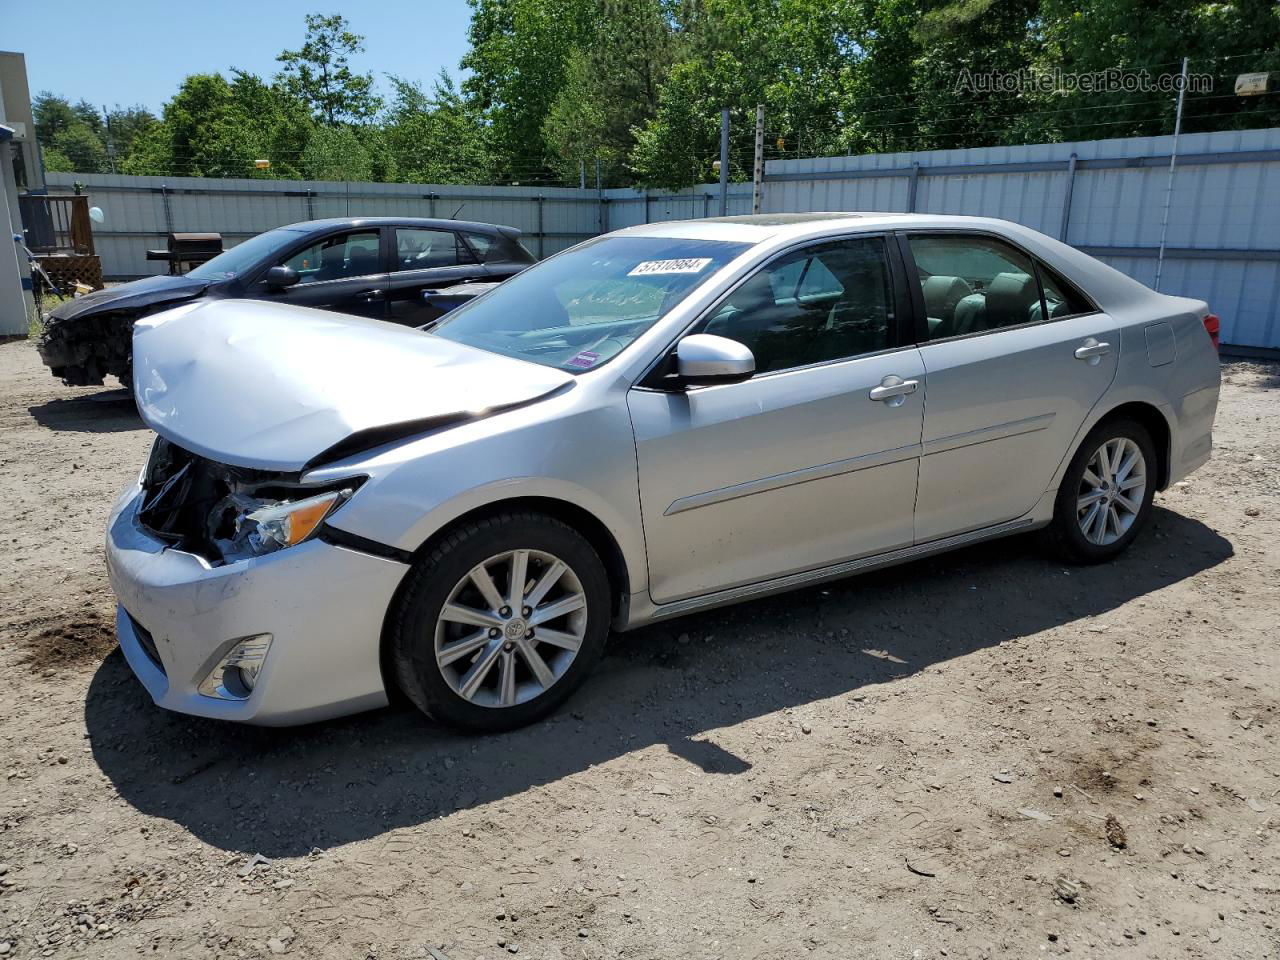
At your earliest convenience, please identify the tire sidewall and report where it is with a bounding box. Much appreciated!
[391,515,611,732]
[1054,419,1157,562]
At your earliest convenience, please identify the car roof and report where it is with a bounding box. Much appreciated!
[614,212,1040,243]
[277,217,519,236]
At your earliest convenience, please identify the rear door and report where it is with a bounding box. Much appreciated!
[901,231,1119,543]
[258,227,388,320]
[387,227,490,327]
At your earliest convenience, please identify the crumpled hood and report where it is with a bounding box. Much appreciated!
[133,299,574,472]
[47,274,209,323]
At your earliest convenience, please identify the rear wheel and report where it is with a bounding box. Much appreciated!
[1047,419,1156,563]
[388,512,611,732]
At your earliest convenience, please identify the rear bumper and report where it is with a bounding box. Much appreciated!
[105,483,409,726]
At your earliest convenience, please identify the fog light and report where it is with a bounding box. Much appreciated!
[198,634,272,700]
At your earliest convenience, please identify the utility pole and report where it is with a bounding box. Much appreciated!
[1154,56,1189,293]
[579,159,586,190]
[102,105,117,174]
[718,108,730,216]
[751,104,765,214]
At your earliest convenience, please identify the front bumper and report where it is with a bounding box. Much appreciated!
[105,484,409,726]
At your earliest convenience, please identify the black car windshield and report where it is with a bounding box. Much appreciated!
[430,236,751,372]
[186,228,305,281]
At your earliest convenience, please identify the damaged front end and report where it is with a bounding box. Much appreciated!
[38,310,136,387]
[37,276,210,387]
[138,436,361,566]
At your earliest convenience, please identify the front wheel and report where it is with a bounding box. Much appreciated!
[388,512,611,732]
[1047,419,1157,564]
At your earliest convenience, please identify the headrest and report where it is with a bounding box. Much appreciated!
[984,272,1038,324]
[921,275,972,317]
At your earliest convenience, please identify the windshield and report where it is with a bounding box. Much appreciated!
[186,228,305,281]
[430,235,751,371]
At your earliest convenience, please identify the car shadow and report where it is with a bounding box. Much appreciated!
[84,506,1232,857]
[28,390,141,433]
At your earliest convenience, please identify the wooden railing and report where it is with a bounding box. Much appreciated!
[17,194,96,256]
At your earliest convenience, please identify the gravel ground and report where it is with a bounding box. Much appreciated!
[0,336,1277,960]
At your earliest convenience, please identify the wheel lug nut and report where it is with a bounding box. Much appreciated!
[522,606,532,617]
[503,641,515,652]
[499,606,511,618]
[526,629,535,639]
[489,628,500,638]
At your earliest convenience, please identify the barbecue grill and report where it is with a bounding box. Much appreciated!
[146,233,224,275]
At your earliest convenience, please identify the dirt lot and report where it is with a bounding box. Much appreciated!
[0,336,1277,960]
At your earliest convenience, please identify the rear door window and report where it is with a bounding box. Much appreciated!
[907,234,1044,339]
[1037,261,1096,319]
[394,228,475,271]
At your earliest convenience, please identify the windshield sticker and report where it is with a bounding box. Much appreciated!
[627,257,713,276]
[567,350,601,369]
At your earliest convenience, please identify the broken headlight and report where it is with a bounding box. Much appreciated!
[209,483,359,563]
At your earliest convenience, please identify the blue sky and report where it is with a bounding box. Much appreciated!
[3,0,475,113]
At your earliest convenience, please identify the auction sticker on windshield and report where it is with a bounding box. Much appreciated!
[628,258,713,276]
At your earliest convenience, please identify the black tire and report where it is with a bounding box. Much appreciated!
[388,512,611,733]
[1047,418,1157,564]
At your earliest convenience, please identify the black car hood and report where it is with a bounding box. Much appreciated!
[47,274,210,323]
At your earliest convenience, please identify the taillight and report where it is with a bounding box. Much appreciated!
[1202,313,1220,351]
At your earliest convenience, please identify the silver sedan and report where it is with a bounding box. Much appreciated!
[107,213,1221,730]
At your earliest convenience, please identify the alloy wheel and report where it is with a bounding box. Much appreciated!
[433,549,588,708]
[1076,436,1147,546]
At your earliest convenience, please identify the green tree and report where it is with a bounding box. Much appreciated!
[462,0,597,179]
[104,106,159,160]
[384,73,496,184]
[121,71,314,179]
[543,0,684,185]
[629,0,855,188]
[32,93,81,142]
[277,13,381,125]
[1034,0,1280,140]
[302,124,374,180]
[48,125,109,173]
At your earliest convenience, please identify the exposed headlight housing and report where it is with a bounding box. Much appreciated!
[210,484,358,563]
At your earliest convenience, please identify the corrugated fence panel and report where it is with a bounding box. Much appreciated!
[44,173,604,278]
[762,128,1280,347]
[43,127,1280,347]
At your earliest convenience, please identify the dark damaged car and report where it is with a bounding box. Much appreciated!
[37,216,536,387]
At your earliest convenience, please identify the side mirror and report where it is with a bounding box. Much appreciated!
[265,265,300,288]
[676,334,755,387]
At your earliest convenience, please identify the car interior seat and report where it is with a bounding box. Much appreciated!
[921,275,973,337]
[984,272,1039,329]
[316,243,348,281]
[345,244,380,277]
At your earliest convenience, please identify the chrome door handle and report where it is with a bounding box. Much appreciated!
[869,376,919,403]
[1074,340,1111,360]
[356,289,386,302]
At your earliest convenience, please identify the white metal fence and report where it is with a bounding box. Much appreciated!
[44,125,1280,348]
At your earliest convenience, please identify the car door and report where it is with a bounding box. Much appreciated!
[628,235,926,605]
[387,227,490,327]
[259,227,389,320]
[900,231,1120,543]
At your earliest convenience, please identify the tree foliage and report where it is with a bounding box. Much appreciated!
[37,3,1280,188]
[277,13,382,125]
